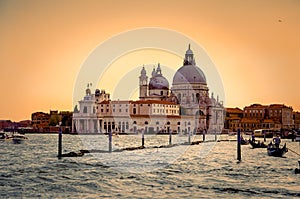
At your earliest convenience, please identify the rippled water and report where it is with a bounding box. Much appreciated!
[0,134,299,198]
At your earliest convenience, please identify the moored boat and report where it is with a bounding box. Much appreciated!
[248,139,267,148]
[0,132,6,140]
[12,133,28,144]
[241,137,249,145]
[0,132,12,140]
[267,143,288,157]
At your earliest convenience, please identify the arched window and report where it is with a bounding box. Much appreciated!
[196,93,200,103]
[178,93,181,102]
[104,122,107,130]
[83,106,87,113]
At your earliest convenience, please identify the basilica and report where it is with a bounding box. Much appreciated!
[72,45,224,134]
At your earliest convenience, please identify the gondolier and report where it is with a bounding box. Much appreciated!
[273,135,281,148]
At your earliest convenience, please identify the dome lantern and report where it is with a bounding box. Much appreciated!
[173,45,206,85]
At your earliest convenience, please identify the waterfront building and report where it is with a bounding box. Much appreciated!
[72,84,99,133]
[243,104,293,130]
[31,112,50,130]
[72,45,225,134]
[224,107,243,132]
[240,118,260,132]
[293,111,300,130]
[0,120,14,130]
[31,110,73,132]
[225,104,294,132]
[0,120,31,132]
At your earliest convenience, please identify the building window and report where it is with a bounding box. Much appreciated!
[113,109,115,112]
[133,108,136,114]
[83,106,87,113]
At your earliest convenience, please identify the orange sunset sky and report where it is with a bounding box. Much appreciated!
[0,0,300,121]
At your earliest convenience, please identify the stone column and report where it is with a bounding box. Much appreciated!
[86,119,89,133]
[72,119,75,133]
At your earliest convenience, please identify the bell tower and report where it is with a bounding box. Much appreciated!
[139,66,148,99]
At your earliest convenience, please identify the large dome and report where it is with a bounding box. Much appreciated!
[149,75,169,90]
[172,64,206,85]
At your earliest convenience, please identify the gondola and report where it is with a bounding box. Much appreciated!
[241,138,249,145]
[267,143,288,157]
[248,139,267,148]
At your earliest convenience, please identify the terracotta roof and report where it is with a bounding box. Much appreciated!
[225,107,243,113]
[269,104,289,109]
[111,100,131,104]
[130,115,181,119]
[99,100,110,104]
[99,100,178,105]
[132,100,178,105]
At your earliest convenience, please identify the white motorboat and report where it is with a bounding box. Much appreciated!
[12,134,28,144]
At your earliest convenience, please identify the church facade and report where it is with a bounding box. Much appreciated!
[72,45,224,134]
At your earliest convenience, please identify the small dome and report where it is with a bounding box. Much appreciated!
[95,89,100,96]
[172,65,206,85]
[149,75,169,90]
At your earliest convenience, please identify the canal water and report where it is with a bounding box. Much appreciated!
[0,134,299,198]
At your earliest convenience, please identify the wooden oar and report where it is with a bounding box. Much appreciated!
[288,148,300,156]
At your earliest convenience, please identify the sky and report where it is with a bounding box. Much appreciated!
[0,0,300,121]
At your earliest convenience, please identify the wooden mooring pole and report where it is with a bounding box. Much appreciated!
[188,129,191,144]
[215,129,217,141]
[237,129,241,161]
[58,124,62,159]
[109,131,112,153]
[142,127,146,147]
[168,126,172,145]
